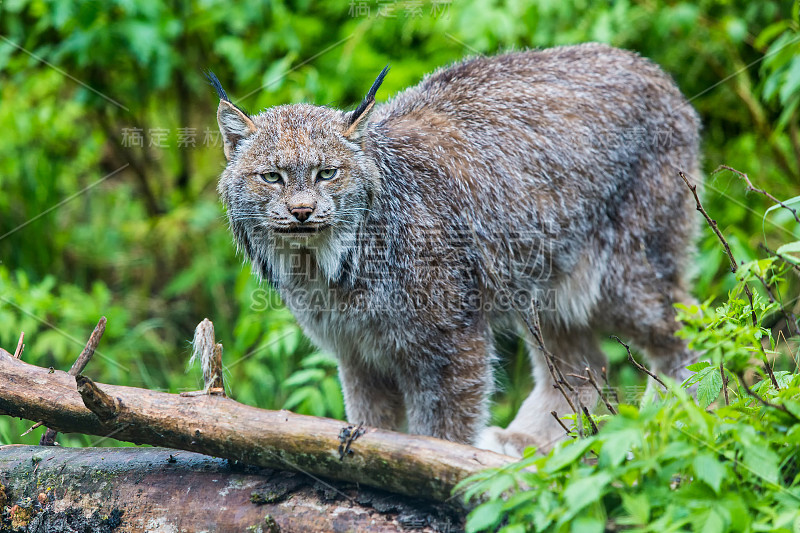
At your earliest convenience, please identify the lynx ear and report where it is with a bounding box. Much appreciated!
[206,71,256,160]
[344,65,389,142]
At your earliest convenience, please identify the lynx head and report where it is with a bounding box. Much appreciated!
[210,67,388,283]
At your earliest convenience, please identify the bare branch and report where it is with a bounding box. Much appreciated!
[610,335,667,390]
[13,332,24,359]
[582,405,599,435]
[601,366,620,404]
[0,350,514,504]
[750,267,800,337]
[736,372,797,420]
[679,171,737,272]
[720,362,730,406]
[40,317,106,445]
[550,411,573,438]
[713,165,800,224]
[586,367,617,415]
[69,317,106,375]
[679,172,779,389]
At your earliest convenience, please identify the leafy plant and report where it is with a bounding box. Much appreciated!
[458,191,800,531]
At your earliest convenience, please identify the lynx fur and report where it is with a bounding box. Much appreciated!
[212,43,701,456]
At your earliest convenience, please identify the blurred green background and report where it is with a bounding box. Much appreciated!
[1,0,798,447]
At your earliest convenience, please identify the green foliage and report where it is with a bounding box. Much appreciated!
[460,375,800,532]
[459,234,800,530]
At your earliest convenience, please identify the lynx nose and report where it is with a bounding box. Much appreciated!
[290,206,314,222]
[288,194,316,222]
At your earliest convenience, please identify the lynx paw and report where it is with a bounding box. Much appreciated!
[474,426,547,457]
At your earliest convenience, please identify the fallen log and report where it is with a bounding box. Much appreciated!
[0,445,462,532]
[0,349,514,506]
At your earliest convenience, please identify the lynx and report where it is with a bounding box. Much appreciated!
[211,43,701,456]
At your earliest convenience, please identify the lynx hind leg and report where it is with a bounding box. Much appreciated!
[476,329,606,457]
[338,357,405,431]
[608,158,702,389]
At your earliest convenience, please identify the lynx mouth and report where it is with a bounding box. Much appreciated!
[271,224,330,235]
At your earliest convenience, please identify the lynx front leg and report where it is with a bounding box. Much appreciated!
[400,334,494,445]
[338,357,405,431]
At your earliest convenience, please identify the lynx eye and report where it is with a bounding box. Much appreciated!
[316,168,338,181]
[260,172,283,184]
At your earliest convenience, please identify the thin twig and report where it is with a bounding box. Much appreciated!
[713,165,800,224]
[550,411,573,438]
[680,172,759,325]
[679,172,779,389]
[611,335,667,390]
[519,302,579,417]
[720,362,729,406]
[564,373,601,428]
[586,367,617,415]
[582,405,599,435]
[13,332,24,359]
[68,317,106,376]
[20,421,43,437]
[757,342,781,390]
[574,396,584,439]
[760,243,800,274]
[40,317,107,446]
[736,372,797,420]
[600,366,620,404]
[679,171,737,272]
[750,268,800,337]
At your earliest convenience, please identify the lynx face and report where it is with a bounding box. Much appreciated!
[211,67,388,282]
[218,105,375,244]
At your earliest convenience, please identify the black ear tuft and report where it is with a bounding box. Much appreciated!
[349,65,389,126]
[205,70,230,102]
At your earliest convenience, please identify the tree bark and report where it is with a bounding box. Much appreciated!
[0,445,463,532]
[0,350,514,506]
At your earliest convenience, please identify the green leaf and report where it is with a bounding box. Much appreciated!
[776,240,800,266]
[498,525,526,533]
[599,428,639,468]
[300,351,338,368]
[620,492,650,525]
[282,387,314,411]
[779,56,800,106]
[563,472,612,514]
[764,199,800,236]
[570,516,604,533]
[693,453,726,494]
[697,366,723,408]
[466,501,504,533]
[687,361,712,372]
[784,400,800,420]
[702,508,726,533]
[283,368,325,388]
[755,20,793,49]
[742,445,780,485]
[544,437,596,473]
